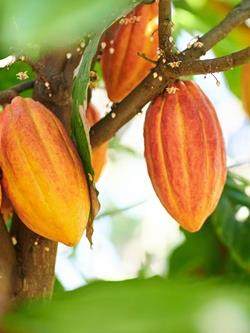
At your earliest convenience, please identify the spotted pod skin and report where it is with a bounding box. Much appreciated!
[0,97,90,246]
[101,2,158,102]
[86,104,107,181]
[144,81,227,232]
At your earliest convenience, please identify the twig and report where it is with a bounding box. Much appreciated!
[180,0,250,60]
[0,80,35,105]
[180,47,250,76]
[137,52,157,64]
[158,0,173,57]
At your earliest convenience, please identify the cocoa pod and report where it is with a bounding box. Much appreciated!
[86,104,107,181]
[144,81,227,232]
[241,64,250,117]
[101,2,158,102]
[0,97,90,246]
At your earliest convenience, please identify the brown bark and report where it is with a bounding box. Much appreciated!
[158,0,172,57]
[0,218,16,314]
[11,216,57,300]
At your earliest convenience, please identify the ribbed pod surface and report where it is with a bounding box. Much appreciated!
[0,97,90,246]
[144,81,227,232]
[101,2,158,102]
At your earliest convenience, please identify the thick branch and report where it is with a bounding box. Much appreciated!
[180,0,250,60]
[0,217,16,315]
[90,62,176,147]
[0,81,35,105]
[180,47,250,76]
[11,215,57,300]
[158,0,172,57]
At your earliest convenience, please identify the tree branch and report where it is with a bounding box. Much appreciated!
[11,215,57,300]
[180,47,250,76]
[158,0,172,57]
[0,81,35,105]
[180,0,250,60]
[90,1,250,148]
[90,62,176,147]
[0,217,16,315]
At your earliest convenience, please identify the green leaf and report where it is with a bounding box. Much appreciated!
[0,0,141,53]
[53,279,65,296]
[3,277,250,333]
[168,223,227,277]
[0,61,35,93]
[71,35,101,243]
[71,35,100,177]
[211,174,250,272]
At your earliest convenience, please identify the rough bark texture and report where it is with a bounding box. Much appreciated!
[0,218,16,314]
[158,0,172,57]
[11,216,57,300]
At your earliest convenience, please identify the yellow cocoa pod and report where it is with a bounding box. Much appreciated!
[144,81,227,232]
[0,97,90,246]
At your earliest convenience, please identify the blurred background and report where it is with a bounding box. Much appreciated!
[0,0,250,332]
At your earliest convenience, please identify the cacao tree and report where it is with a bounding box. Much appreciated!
[0,0,249,332]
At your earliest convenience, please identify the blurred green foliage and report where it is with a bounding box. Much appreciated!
[0,0,140,54]
[212,174,250,272]
[169,173,250,278]
[0,61,34,92]
[4,277,250,333]
[169,224,228,278]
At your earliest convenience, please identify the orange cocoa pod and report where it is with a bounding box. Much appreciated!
[144,81,227,232]
[101,2,158,102]
[86,104,107,181]
[241,63,250,117]
[0,97,90,246]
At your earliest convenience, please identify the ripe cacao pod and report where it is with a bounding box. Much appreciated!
[241,64,250,117]
[86,104,107,181]
[101,2,158,102]
[0,97,90,246]
[144,81,227,232]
